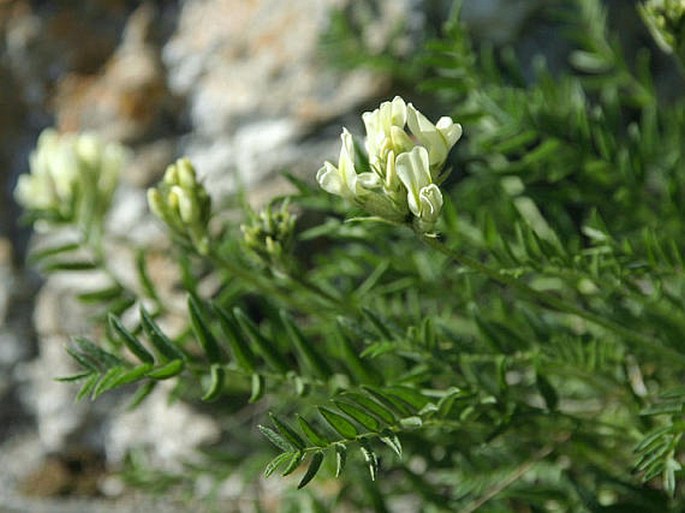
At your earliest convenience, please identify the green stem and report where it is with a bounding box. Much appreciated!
[421,235,685,365]
[186,362,329,394]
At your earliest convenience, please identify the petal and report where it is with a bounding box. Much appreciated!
[362,111,381,156]
[396,146,431,217]
[338,128,358,193]
[173,186,197,224]
[378,100,393,131]
[316,162,344,196]
[49,145,79,200]
[14,175,42,209]
[407,104,449,167]
[357,172,381,190]
[75,133,103,170]
[436,117,463,147]
[33,130,60,173]
[147,187,166,219]
[418,184,443,223]
[99,143,128,195]
[175,158,197,189]
[367,96,407,135]
[384,149,398,190]
[389,96,407,127]
[29,151,48,178]
[389,125,413,154]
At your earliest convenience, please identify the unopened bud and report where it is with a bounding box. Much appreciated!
[148,157,212,254]
[147,188,166,220]
[167,187,181,211]
[163,165,179,185]
[176,188,199,225]
[176,158,197,189]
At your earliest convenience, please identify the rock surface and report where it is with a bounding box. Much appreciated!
[54,3,177,144]
[0,238,37,440]
[105,384,220,470]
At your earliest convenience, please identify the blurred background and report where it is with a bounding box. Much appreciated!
[0,0,673,511]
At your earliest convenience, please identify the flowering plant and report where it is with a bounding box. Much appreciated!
[12,1,685,510]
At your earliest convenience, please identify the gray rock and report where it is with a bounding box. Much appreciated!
[105,383,220,471]
[0,237,38,439]
[28,272,115,455]
[106,184,165,246]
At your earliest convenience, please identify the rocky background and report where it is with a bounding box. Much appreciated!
[0,1,659,511]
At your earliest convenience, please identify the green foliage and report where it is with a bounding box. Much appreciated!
[319,0,426,83]
[20,0,685,511]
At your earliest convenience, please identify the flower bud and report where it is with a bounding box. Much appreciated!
[163,165,179,185]
[241,202,296,268]
[639,0,685,59]
[146,188,166,220]
[147,158,212,254]
[176,158,197,190]
[418,184,444,225]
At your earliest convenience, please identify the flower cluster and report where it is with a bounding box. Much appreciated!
[241,201,296,270]
[147,158,212,255]
[316,96,462,232]
[639,0,685,58]
[14,129,127,230]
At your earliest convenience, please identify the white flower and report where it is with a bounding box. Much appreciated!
[362,96,408,162]
[316,128,361,199]
[15,131,74,212]
[407,104,462,175]
[317,96,461,232]
[74,133,127,205]
[14,129,127,226]
[362,97,414,189]
[396,146,444,228]
[317,128,407,222]
[26,131,79,204]
[14,173,54,212]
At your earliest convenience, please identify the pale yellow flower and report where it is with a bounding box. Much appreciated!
[14,129,127,226]
[317,96,461,231]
